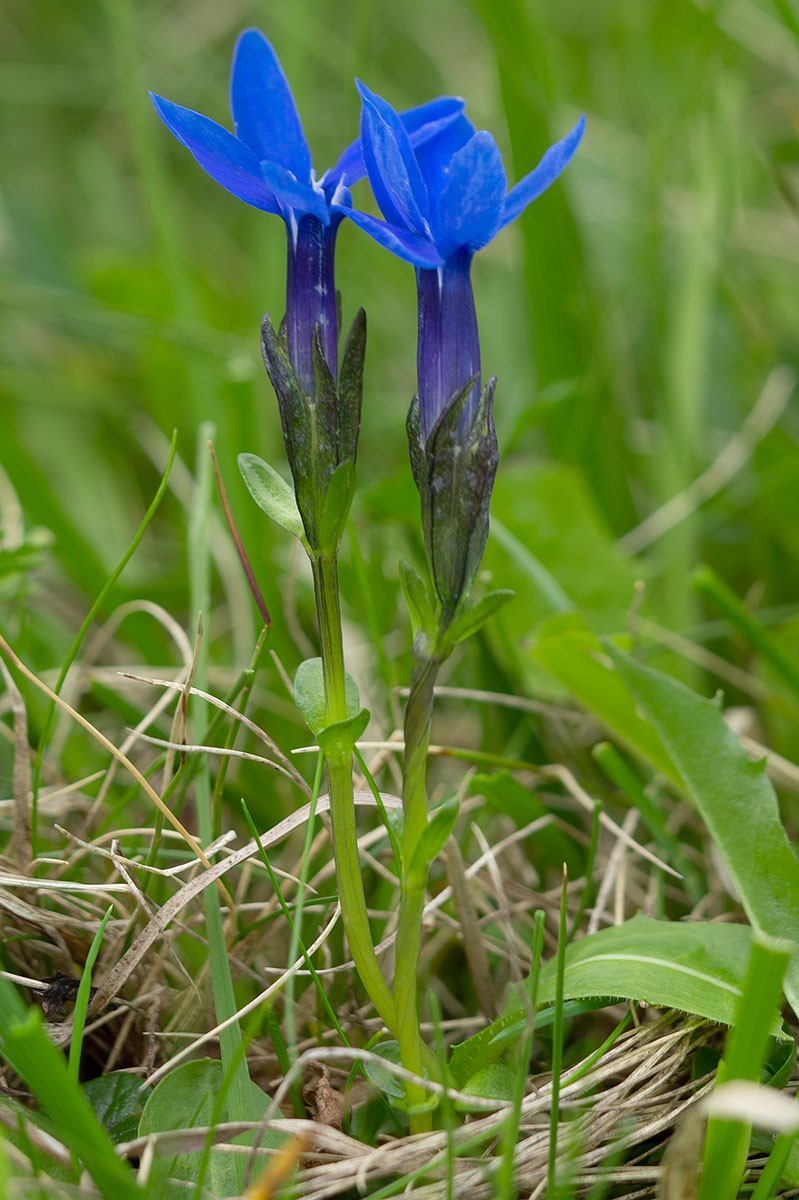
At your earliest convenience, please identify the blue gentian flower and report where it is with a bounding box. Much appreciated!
[151,29,465,397]
[343,82,585,438]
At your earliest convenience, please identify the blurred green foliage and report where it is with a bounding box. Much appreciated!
[1,0,798,824]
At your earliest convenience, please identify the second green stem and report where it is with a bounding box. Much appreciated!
[395,654,441,1134]
[312,553,396,1034]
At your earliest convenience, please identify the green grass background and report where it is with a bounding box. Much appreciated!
[2,0,798,826]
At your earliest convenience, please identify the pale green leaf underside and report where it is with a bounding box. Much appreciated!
[238,453,304,541]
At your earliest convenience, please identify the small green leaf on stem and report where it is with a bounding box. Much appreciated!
[294,657,360,735]
[317,707,370,756]
[444,589,514,647]
[409,794,460,878]
[238,453,305,541]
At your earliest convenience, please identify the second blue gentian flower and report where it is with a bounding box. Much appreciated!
[344,84,585,439]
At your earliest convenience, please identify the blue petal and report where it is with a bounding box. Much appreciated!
[151,93,280,212]
[432,131,507,257]
[259,161,330,224]
[356,80,430,234]
[402,95,467,138]
[230,29,312,182]
[339,207,443,268]
[415,112,476,204]
[330,95,466,188]
[500,113,585,229]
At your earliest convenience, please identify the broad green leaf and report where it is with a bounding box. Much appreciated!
[410,795,460,876]
[536,916,785,1033]
[294,657,360,736]
[607,644,799,1018]
[238,453,304,541]
[531,615,680,783]
[445,589,514,647]
[84,1073,146,1144]
[138,1059,282,1199]
[449,918,785,1089]
[320,460,356,553]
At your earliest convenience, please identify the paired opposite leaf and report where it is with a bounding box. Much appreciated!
[238,453,305,541]
[317,707,370,756]
[294,657,361,735]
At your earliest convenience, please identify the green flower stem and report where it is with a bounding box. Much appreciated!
[311,552,396,1034]
[395,653,442,1134]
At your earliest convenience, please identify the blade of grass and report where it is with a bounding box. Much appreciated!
[281,749,326,1118]
[567,803,600,942]
[0,632,213,871]
[751,1127,799,1200]
[547,867,569,1197]
[353,745,402,873]
[189,423,255,1194]
[211,624,270,840]
[68,904,113,1084]
[242,786,344,1046]
[427,988,455,1200]
[347,516,397,692]
[693,563,799,699]
[699,933,792,1200]
[498,908,545,1200]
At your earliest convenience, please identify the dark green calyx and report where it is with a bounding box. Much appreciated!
[407,375,498,629]
[260,307,366,554]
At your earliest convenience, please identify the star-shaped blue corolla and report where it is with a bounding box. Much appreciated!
[151,29,465,398]
[342,82,585,439]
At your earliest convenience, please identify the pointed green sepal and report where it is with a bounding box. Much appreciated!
[337,308,366,467]
[320,460,356,555]
[311,325,340,476]
[420,376,498,623]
